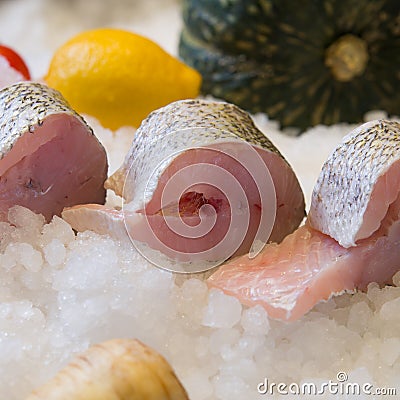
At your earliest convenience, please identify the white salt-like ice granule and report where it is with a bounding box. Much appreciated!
[364,109,388,121]
[219,357,259,382]
[347,301,373,334]
[379,337,400,367]
[368,285,400,311]
[41,216,75,245]
[0,97,399,399]
[241,304,270,335]
[17,243,43,272]
[1,111,400,398]
[8,205,45,230]
[3,242,42,273]
[181,368,213,400]
[0,222,16,250]
[202,289,242,329]
[379,296,400,321]
[178,278,209,322]
[43,239,66,266]
[167,331,194,358]
[236,334,266,359]
[1,244,18,271]
[3,2,398,398]
[181,278,209,301]
[209,328,240,355]
[213,374,250,400]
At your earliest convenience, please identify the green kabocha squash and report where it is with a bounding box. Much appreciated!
[179,0,400,132]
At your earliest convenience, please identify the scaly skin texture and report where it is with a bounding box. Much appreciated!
[26,339,189,400]
[0,82,108,220]
[208,119,400,320]
[107,98,287,202]
[0,82,90,159]
[65,99,305,266]
[310,120,400,247]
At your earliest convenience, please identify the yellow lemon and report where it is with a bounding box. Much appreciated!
[45,28,201,130]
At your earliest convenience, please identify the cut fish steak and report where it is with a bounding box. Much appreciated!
[0,82,108,221]
[63,99,305,270]
[208,120,400,320]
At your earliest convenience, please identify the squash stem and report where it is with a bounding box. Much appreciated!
[325,34,369,82]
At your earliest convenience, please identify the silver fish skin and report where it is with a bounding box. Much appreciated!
[64,99,306,267]
[310,119,400,247]
[0,81,108,221]
[106,99,287,205]
[0,82,94,158]
[207,118,400,321]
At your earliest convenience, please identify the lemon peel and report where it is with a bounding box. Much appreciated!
[45,28,201,130]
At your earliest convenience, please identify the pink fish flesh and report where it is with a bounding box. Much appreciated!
[208,120,400,320]
[63,100,305,268]
[0,82,108,221]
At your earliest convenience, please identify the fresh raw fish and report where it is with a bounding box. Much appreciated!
[208,120,400,320]
[63,100,305,271]
[0,82,108,221]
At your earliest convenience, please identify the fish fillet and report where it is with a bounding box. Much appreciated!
[0,82,108,221]
[63,100,305,269]
[208,120,400,320]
